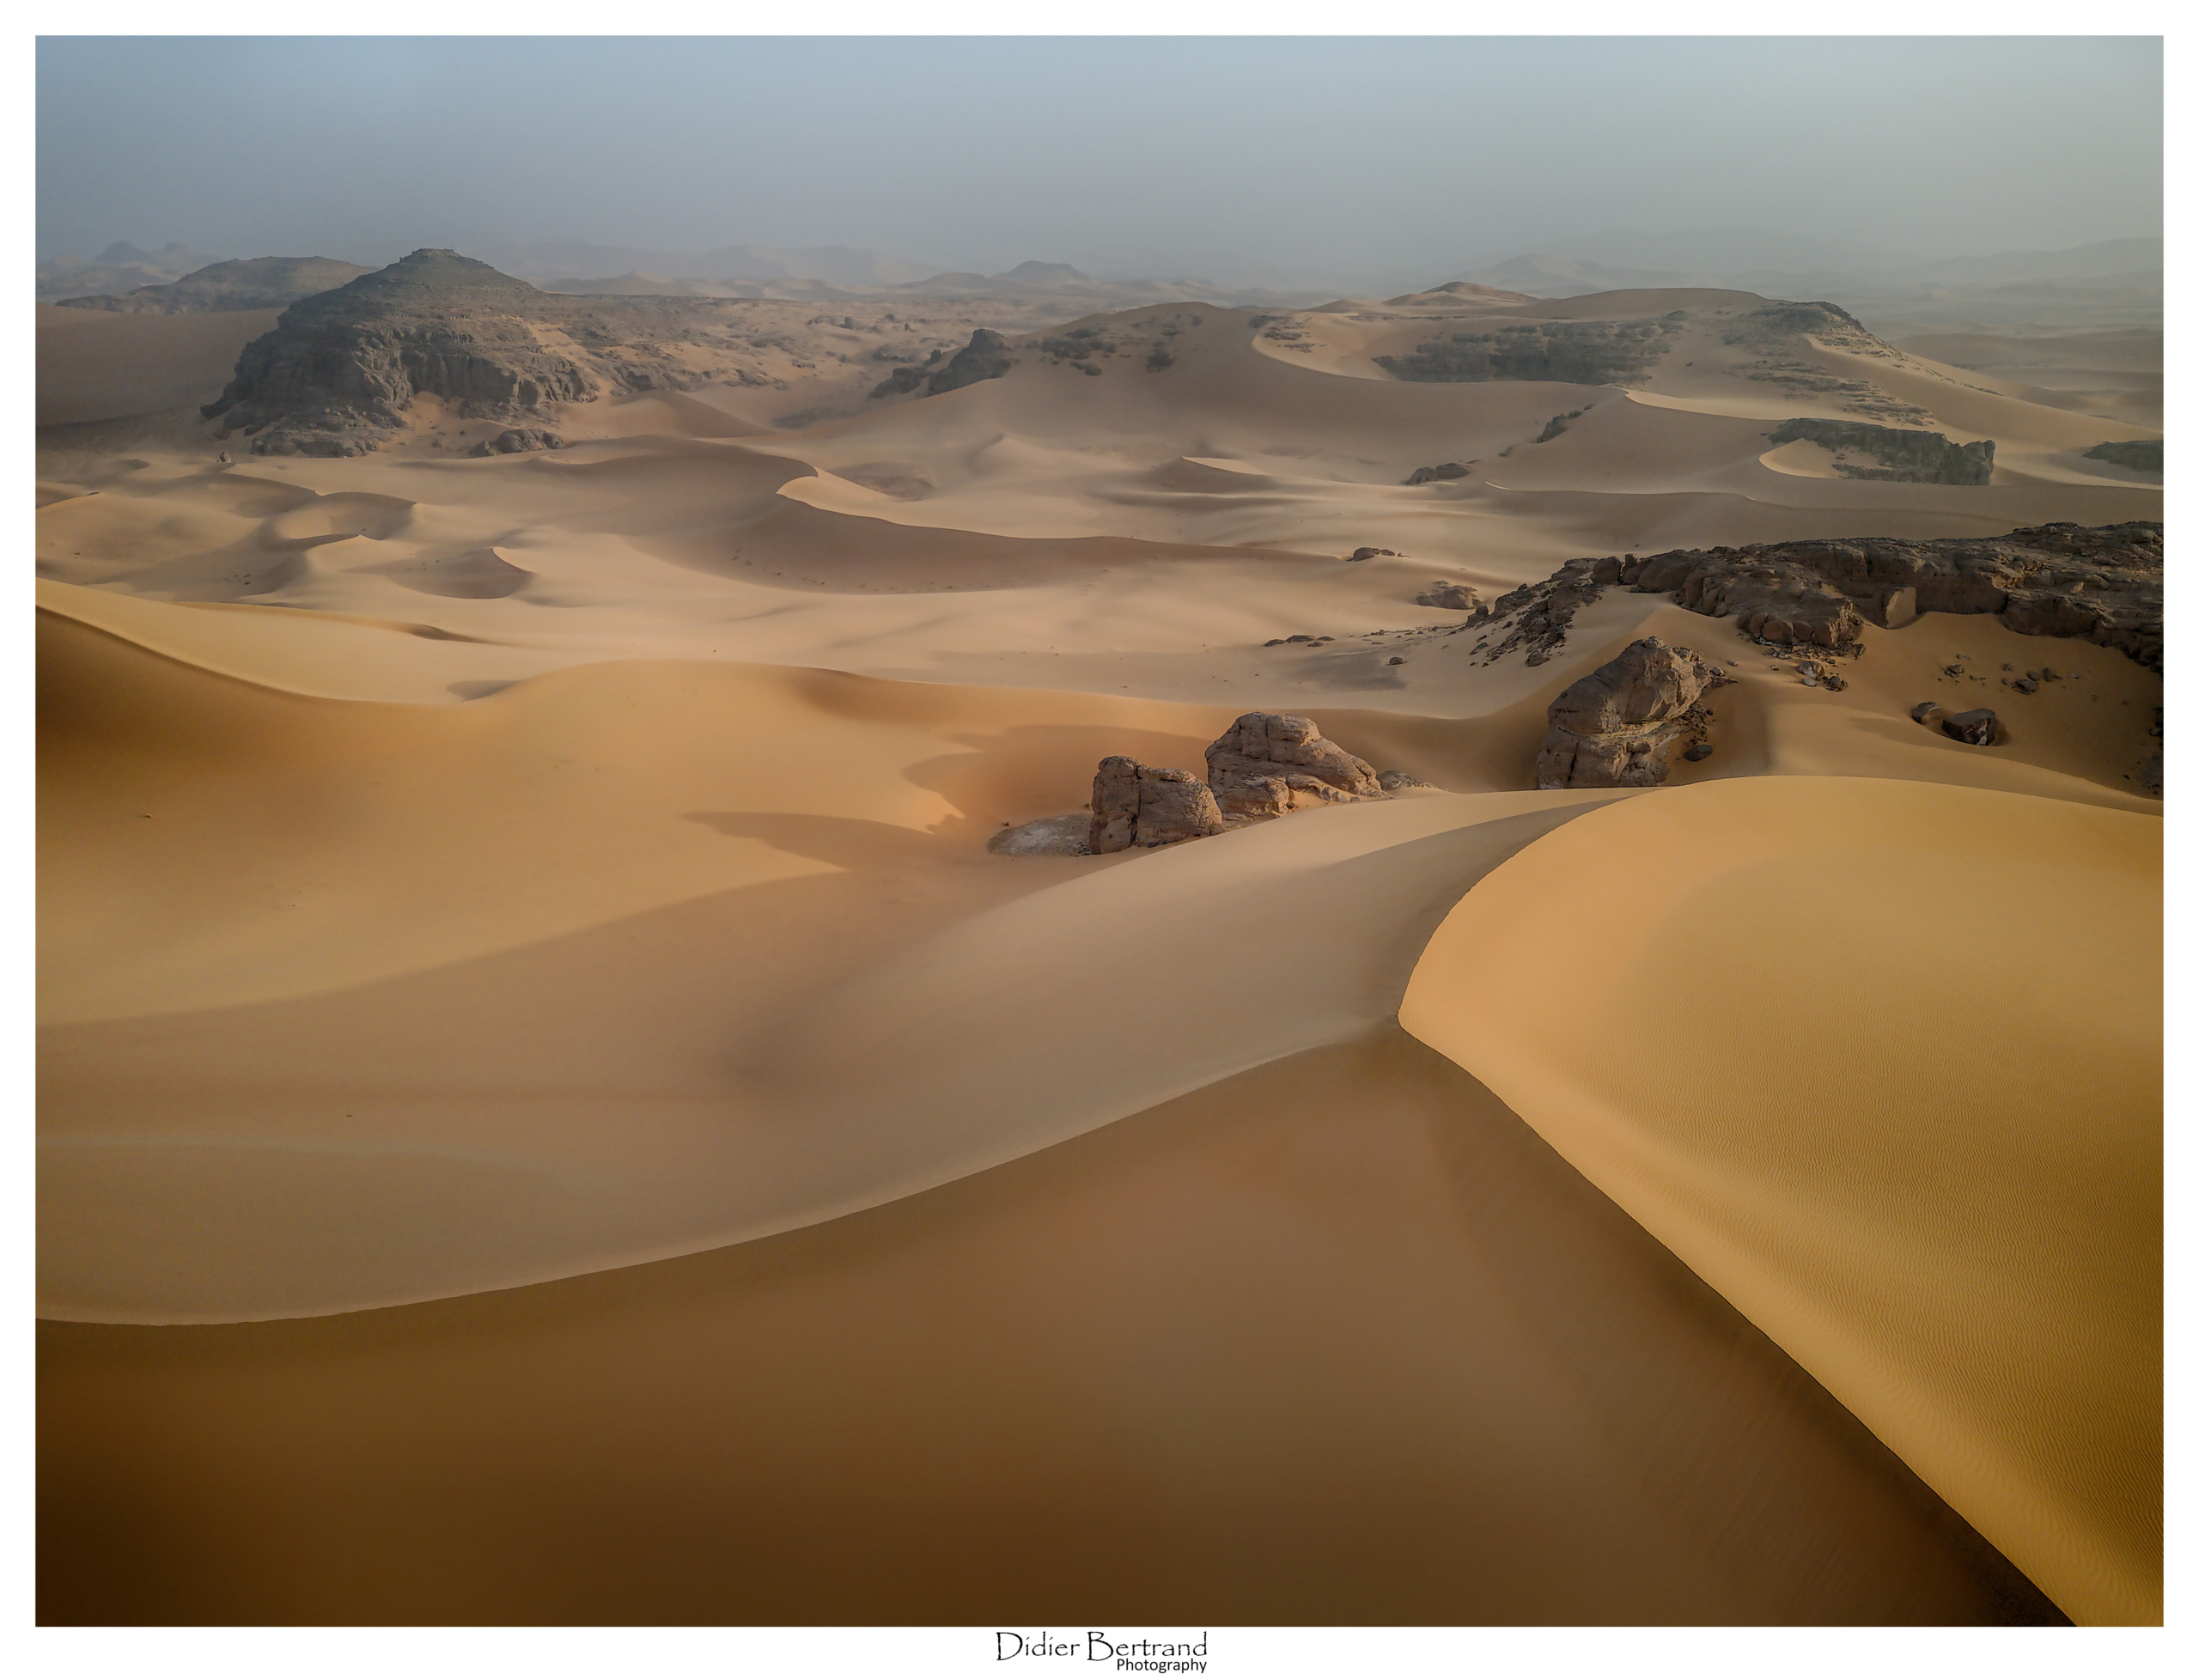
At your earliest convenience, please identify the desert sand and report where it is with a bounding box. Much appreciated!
[36,270,2160,1624]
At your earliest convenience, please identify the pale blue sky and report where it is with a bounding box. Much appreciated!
[37,36,2163,283]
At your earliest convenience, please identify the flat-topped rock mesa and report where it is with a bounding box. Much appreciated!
[1536,636,1726,790]
[1205,711,1384,820]
[1482,523,2163,672]
[1769,417,1995,484]
[1376,316,1682,386]
[56,255,374,315]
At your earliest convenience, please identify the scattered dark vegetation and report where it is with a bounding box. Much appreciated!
[1039,326,1118,362]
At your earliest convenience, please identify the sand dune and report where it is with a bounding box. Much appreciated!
[37,280,2159,1625]
[1400,776,2160,1625]
[38,1032,2061,1625]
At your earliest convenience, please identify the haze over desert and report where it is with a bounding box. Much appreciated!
[29,25,2165,1647]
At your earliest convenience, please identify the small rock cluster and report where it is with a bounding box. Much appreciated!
[475,428,564,455]
[1021,713,1428,856]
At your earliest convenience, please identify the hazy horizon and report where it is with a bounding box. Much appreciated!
[39,36,2162,289]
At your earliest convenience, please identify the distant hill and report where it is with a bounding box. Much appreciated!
[36,240,222,301]
[56,255,373,314]
[474,242,941,289]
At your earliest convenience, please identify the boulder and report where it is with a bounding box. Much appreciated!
[1940,709,2001,746]
[1910,702,1946,725]
[1087,758,1227,853]
[1413,581,1481,611]
[1204,712,1382,820]
[1534,636,1716,789]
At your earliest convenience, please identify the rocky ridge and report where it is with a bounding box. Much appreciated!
[57,255,373,315]
[1767,417,1995,484]
[1471,522,2162,673]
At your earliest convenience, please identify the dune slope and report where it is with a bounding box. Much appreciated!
[1399,776,2160,1625]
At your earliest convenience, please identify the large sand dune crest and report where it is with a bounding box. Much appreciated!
[1399,776,2161,1624]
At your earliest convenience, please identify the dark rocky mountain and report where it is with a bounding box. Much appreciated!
[56,256,373,314]
[199,248,776,457]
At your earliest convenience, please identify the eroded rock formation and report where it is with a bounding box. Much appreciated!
[1072,714,1411,856]
[1204,712,1383,819]
[1484,524,2162,673]
[1414,581,1482,611]
[1087,758,1227,853]
[926,328,1014,395]
[1534,637,1726,789]
[1376,317,1681,386]
[2085,439,2162,473]
[1767,417,1995,485]
[478,428,564,455]
[204,250,601,456]
[198,248,799,456]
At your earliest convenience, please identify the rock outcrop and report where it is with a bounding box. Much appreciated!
[2084,439,2161,473]
[57,255,373,314]
[1376,317,1681,386]
[926,328,1014,395]
[1067,714,1424,858]
[869,364,927,398]
[203,250,602,456]
[479,428,564,454]
[1534,637,1724,789]
[1087,758,1228,853]
[1766,417,1995,485]
[198,247,796,457]
[1940,709,2001,746]
[1413,581,1482,612]
[1487,524,2162,673]
[1406,462,1470,484]
[1204,713,1382,819]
